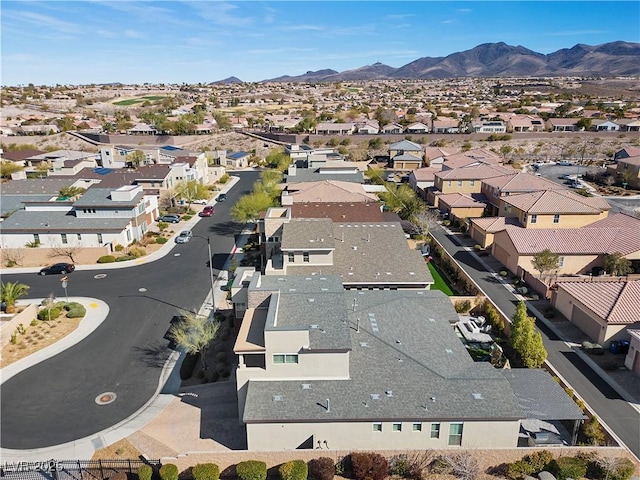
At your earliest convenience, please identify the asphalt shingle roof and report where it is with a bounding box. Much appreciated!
[0,210,130,233]
[73,188,143,208]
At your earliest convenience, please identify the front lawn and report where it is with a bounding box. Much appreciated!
[428,261,455,296]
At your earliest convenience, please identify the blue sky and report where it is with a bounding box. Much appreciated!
[2,1,639,86]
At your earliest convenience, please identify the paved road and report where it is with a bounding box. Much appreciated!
[430,226,640,458]
[0,172,259,449]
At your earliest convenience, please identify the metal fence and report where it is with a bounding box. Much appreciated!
[0,459,161,480]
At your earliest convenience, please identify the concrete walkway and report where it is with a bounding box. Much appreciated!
[0,176,250,461]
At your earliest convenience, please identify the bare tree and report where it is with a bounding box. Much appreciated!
[443,453,480,480]
[1,248,25,267]
[49,245,81,264]
[410,208,439,239]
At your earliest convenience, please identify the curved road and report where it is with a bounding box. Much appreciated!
[0,172,259,449]
[430,227,640,459]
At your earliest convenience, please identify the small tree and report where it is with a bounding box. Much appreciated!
[50,244,81,264]
[168,311,219,370]
[59,186,86,199]
[1,281,30,313]
[410,208,438,240]
[175,179,209,207]
[532,249,560,280]
[603,252,633,277]
[510,301,547,368]
[126,150,146,169]
[231,191,276,223]
[0,161,25,179]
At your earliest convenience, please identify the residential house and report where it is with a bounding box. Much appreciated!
[546,118,580,132]
[592,120,620,132]
[430,164,514,208]
[437,193,487,222]
[127,123,157,135]
[232,274,583,450]
[281,180,377,206]
[285,162,363,185]
[507,115,545,133]
[552,280,640,344]
[17,124,59,135]
[388,140,424,170]
[424,147,454,167]
[0,184,158,249]
[381,123,403,134]
[405,122,430,134]
[619,119,640,132]
[431,119,459,134]
[224,151,251,169]
[614,147,640,162]
[613,155,640,189]
[315,122,355,135]
[354,120,380,134]
[469,217,522,249]
[473,120,506,133]
[441,149,502,170]
[408,166,442,199]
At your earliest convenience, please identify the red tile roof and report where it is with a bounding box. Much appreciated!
[584,212,640,229]
[438,193,486,208]
[556,281,640,325]
[471,216,522,232]
[436,164,514,181]
[483,172,566,193]
[291,202,386,222]
[502,189,610,214]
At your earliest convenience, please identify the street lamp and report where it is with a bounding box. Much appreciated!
[194,235,216,308]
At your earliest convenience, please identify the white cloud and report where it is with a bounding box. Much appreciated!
[3,10,80,35]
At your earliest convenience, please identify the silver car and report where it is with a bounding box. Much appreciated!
[175,230,193,244]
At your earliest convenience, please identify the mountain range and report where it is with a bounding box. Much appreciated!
[241,42,639,83]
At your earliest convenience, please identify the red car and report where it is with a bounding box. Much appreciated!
[199,206,215,217]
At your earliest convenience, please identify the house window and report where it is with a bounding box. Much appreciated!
[448,423,463,446]
[77,234,82,241]
[470,180,475,187]
[61,234,68,244]
[373,423,382,432]
[126,230,131,241]
[273,354,298,364]
[412,423,422,432]
[558,256,564,267]
[288,253,295,263]
[457,180,463,187]
[392,423,402,432]
[303,252,310,263]
[530,214,537,224]
[430,423,440,439]
[553,214,560,224]
[447,181,452,187]
[97,233,103,244]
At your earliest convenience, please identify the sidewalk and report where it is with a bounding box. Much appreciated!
[438,224,640,408]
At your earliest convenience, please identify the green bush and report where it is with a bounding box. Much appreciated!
[115,256,135,262]
[192,463,220,480]
[159,463,179,480]
[350,452,388,480]
[128,247,146,258]
[582,415,606,445]
[388,455,411,477]
[66,304,86,318]
[219,173,230,184]
[156,237,168,244]
[549,457,587,480]
[97,255,116,263]
[236,460,267,480]
[279,460,308,480]
[525,450,554,473]
[38,307,62,321]
[138,464,153,480]
[308,457,335,480]
[180,352,200,380]
[114,244,125,252]
[63,302,81,311]
[454,299,472,313]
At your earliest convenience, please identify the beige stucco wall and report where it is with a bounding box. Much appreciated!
[449,206,484,221]
[436,179,482,195]
[0,304,37,347]
[469,225,495,249]
[246,420,520,451]
[520,254,600,276]
[520,212,608,229]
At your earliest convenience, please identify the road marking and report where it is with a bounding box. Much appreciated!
[94,274,107,279]
[89,303,98,309]
[139,288,147,292]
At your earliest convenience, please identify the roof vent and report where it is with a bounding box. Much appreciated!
[371,393,380,400]
[385,390,393,397]
[273,395,284,401]
[431,396,436,402]
[362,402,369,408]
[472,393,483,400]
[445,348,453,354]
[302,384,312,390]
[359,342,369,347]
[308,298,315,303]
[429,318,435,322]
[352,246,357,250]
[395,339,402,345]
[310,324,319,329]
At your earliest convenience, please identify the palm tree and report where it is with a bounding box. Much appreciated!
[1,281,30,313]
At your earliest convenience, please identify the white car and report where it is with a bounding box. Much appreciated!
[175,230,193,244]
[191,199,208,205]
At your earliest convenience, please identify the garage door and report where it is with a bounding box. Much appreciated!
[571,305,602,342]
[493,245,510,269]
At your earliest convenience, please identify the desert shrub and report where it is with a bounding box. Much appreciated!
[183,215,193,221]
[128,247,146,258]
[66,304,86,318]
[443,453,480,480]
[454,299,472,313]
[582,415,606,445]
[115,256,135,262]
[38,307,62,321]
[525,450,554,473]
[192,463,220,480]
[219,173,230,184]
[388,455,411,477]
[180,352,199,380]
[308,457,335,480]
[279,460,308,480]
[505,460,530,479]
[350,452,388,480]
[97,255,116,263]
[549,457,587,480]
[429,456,452,475]
[137,464,153,480]
[593,456,636,480]
[114,244,125,252]
[236,460,267,480]
[156,237,168,244]
[30,319,38,326]
[499,270,508,277]
[63,302,81,311]
[159,463,179,480]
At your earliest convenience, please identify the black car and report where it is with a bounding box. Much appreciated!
[39,263,75,276]
[217,193,227,202]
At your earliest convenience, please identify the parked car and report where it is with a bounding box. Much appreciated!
[386,173,395,182]
[199,205,215,217]
[158,214,180,223]
[217,193,227,202]
[557,160,573,166]
[175,230,193,244]
[39,263,75,276]
[191,198,208,205]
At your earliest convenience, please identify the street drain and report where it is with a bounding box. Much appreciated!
[94,273,107,279]
[95,392,117,405]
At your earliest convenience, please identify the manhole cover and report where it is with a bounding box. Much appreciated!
[138,287,147,292]
[94,274,107,279]
[95,392,117,405]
